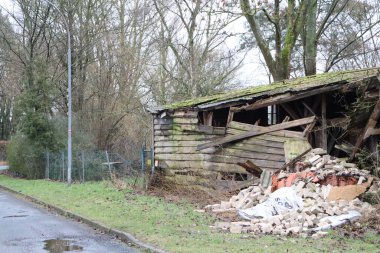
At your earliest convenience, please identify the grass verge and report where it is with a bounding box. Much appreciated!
[0,175,379,253]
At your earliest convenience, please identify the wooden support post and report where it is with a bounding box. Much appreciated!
[227,108,234,124]
[350,100,380,160]
[203,111,213,126]
[321,94,327,151]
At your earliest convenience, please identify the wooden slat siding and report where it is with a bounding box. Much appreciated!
[153,123,198,130]
[227,129,288,142]
[155,128,226,136]
[215,148,285,162]
[159,160,277,173]
[171,110,198,118]
[154,117,173,125]
[155,138,285,149]
[228,121,303,138]
[155,140,205,147]
[154,135,218,142]
[237,137,284,148]
[229,142,284,155]
[197,125,226,135]
[197,116,315,151]
[155,146,216,154]
[155,146,284,161]
[154,117,198,125]
[163,168,219,178]
[155,142,284,155]
[155,154,283,169]
[159,160,250,173]
[154,130,207,136]
[155,134,284,148]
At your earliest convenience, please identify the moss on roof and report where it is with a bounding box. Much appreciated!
[163,68,379,111]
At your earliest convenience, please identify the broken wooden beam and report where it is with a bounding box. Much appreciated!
[302,119,317,137]
[237,160,262,177]
[350,100,380,160]
[364,127,380,139]
[196,116,315,151]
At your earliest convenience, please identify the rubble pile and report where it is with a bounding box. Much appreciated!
[205,149,376,237]
[273,148,370,191]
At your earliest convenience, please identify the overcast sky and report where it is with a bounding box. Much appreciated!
[0,0,269,88]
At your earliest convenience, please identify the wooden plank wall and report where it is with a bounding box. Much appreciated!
[153,110,305,189]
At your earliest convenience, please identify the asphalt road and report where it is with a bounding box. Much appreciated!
[0,190,141,253]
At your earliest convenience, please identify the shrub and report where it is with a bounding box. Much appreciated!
[7,133,45,178]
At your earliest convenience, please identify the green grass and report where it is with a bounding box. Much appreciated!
[1,175,379,253]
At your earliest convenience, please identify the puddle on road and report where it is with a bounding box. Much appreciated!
[43,239,83,253]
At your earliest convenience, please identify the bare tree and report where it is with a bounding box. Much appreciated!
[152,0,243,101]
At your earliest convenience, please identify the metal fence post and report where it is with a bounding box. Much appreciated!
[151,145,154,175]
[45,151,50,179]
[141,145,145,172]
[61,151,65,182]
[81,150,85,183]
[105,150,112,179]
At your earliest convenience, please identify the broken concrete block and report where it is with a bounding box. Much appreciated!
[357,176,366,185]
[342,162,356,168]
[252,186,262,193]
[220,201,231,210]
[230,224,242,234]
[295,181,306,192]
[313,148,327,155]
[250,224,260,233]
[297,214,305,223]
[206,204,221,210]
[311,231,328,239]
[260,223,272,234]
[215,222,231,230]
[309,155,322,164]
[287,226,302,234]
[306,183,317,191]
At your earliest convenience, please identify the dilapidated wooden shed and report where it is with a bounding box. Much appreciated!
[150,68,380,191]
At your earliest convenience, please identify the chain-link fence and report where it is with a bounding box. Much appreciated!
[45,149,149,183]
[44,144,155,189]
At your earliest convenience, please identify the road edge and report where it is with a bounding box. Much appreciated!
[0,184,168,253]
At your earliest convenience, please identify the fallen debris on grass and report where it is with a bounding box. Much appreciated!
[204,148,377,238]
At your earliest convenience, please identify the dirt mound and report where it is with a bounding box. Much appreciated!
[147,171,232,207]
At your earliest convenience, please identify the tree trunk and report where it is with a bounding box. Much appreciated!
[303,0,317,76]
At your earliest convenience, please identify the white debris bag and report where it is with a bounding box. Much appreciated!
[238,187,303,220]
[313,210,361,231]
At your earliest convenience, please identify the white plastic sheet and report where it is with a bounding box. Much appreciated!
[238,187,303,220]
[313,210,361,231]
